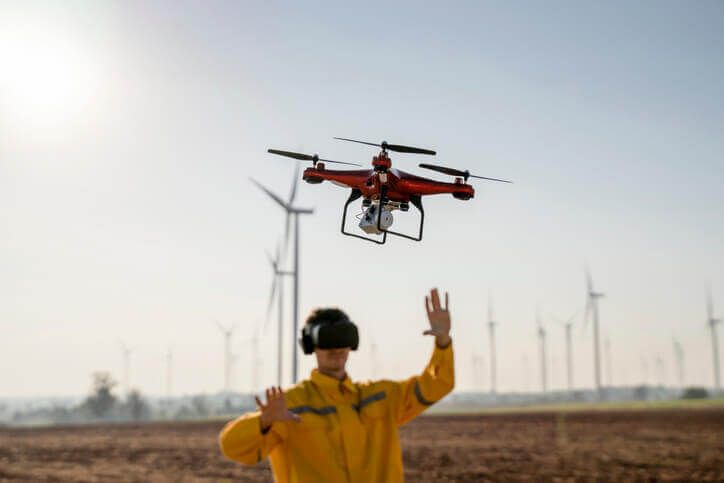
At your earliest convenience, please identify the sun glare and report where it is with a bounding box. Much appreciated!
[0,23,100,126]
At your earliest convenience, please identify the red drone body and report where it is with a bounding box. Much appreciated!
[267,138,510,244]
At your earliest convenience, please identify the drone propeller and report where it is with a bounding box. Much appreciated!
[333,137,436,156]
[267,149,361,167]
[418,163,512,183]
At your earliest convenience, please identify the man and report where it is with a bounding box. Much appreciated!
[219,287,454,482]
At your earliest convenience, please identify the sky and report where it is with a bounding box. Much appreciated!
[1,1,723,398]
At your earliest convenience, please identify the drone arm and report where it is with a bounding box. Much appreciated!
[395,177,475,199]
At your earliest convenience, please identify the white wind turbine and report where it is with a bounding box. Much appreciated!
[118,341,133,396]
[215,320,237,393]
[583,268,605,398]
[672,337,684,390]
[265,241,293,386]
[556,312,576,392]
[537,309,547,393]
[252,166,314,383]
[706,289,721,392]
[487,291,497,394]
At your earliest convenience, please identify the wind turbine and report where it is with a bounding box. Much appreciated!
[240,326,261,393]
[583,268,605,398]
[252,167,314,383]
[556,313,576,392]
[118,341,133,396]
[537,309,547,393]
[707,289,721,392]
[166,345,173,400]
[672,337,684,390]
[604,337,612,388]
[265,241,293,386]
[487,291,497,394]
[215,321,236,393]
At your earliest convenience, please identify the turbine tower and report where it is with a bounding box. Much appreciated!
[118,341,132,396]
[487,292,497,394]
[707,290,721,392]
[216,321,236,393]
[252,167,314,383]
[584,268,605,398]
[604,337,613,387]
[537,309,547,393]
[166,345,173,400]
[241,325,261,393]
[672,337,684,390]
[265,241,293,386]
[557,313,575,392]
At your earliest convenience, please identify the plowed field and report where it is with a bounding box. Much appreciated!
[1,409,722,481]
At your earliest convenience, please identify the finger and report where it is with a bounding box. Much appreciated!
[431,288,441,311]
[265,388,272,402]
[445,292,449,312]
[423,329,439,336]
[425,296,432,317]
[254,395,264,409]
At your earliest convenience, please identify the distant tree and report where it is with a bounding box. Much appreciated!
[633,385,649,401]
[191,395,209,418]
[681,387,709,399]
[83,372,118,419]
[123,389,151,421]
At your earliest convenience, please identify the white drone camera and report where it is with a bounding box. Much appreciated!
[359,203,394,234]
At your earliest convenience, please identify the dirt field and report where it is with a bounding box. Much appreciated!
[1,409,722,481]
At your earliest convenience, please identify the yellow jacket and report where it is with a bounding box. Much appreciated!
[219,341,454,483]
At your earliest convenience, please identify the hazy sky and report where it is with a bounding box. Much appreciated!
[2,1,723,398]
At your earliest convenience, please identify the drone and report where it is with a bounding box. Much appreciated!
[267,137,512,244]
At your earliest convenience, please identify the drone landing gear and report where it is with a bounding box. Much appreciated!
[340,188,425,245]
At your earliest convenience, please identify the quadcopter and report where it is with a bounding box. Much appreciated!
[267,137,512,244]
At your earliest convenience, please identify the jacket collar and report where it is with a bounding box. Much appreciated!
[311,368,356,394]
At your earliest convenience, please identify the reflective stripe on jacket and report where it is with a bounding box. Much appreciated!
[219,341,454,483]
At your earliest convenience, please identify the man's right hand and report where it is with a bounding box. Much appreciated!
[255,386,301,431]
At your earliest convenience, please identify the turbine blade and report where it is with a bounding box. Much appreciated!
[581,299,592,335]
[250,178,289,211]
[487,290,493,323]
[585,267,593,294]
[288,164,299,205]
[265,274,277,327]
[283,212,292,255]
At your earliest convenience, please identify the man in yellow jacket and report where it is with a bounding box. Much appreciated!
[219,287,454,482]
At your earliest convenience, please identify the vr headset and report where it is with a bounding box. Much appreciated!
[299,317,359,355]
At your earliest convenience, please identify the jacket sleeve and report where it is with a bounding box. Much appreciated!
[219,411,288,465]
[392,340,455,426]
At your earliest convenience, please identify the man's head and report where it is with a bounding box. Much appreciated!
[300,308,358,375]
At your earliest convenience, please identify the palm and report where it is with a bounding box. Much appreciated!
[256,387,300,427]
[424,288,451,341]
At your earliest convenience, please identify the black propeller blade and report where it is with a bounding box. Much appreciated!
[333,137,436,156]
[267,149,361,167]
[418,163,512,183]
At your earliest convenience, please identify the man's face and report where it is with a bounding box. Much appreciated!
[314,347,350,373]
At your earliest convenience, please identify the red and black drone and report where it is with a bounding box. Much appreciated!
[267,137,512,244]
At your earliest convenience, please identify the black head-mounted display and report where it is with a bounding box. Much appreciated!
[299,317,359,355]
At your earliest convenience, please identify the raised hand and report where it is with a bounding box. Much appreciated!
[424,288,451,347]
[255,386,301,430]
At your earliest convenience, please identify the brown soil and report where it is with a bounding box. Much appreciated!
[1,409,722,482]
